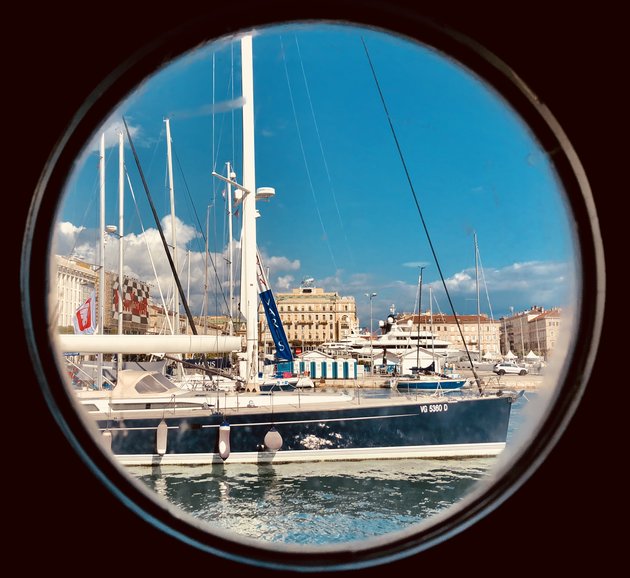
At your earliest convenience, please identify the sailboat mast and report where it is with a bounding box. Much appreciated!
[117,130,124,376]
[416,266,425,370]
[241,34,259,386]
[97,133,105,390]
[475,231,481,361]
[165,117,179,335]
[186,249,191,334]
[226,161,234,335]
[204,203,209,334]
[429,286,436,368]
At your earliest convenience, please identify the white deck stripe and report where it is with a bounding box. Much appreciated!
[113,442,506,466]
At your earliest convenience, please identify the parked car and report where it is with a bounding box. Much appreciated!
[493,362,528,376]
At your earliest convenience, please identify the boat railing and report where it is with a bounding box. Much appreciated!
[66,359,116,391]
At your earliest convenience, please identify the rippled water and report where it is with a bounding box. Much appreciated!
[127,392,532,544]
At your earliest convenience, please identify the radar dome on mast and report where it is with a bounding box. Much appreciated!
[255,186,275,201]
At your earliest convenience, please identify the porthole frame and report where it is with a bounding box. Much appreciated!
[21,4,604,573]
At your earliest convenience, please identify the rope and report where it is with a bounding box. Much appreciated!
[280,35,338,272]
[125,171,173,334]
[361,37,482,394]
[294,35,355,269]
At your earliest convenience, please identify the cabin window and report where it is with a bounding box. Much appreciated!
[81,404,100,412]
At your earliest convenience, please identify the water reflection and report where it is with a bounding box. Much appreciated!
[126,392,532,545]
[130,457,495,544]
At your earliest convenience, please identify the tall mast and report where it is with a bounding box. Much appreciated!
[165,117,179,335]
[117,130,124,376]
[416,266,425,371]
[226,161,234,335]
[429,287,435,364]
[204,203,210,334]
[475,231,481,361]
[98,133,105,390]
[240,34,258,387]
[186,249,191,334]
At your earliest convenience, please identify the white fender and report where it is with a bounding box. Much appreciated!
[264,427,283,451]
[156,419,168,456]
[101,429,112,451]
[219,421,231,460]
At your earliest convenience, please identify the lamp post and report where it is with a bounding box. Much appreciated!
[365,292,377,376]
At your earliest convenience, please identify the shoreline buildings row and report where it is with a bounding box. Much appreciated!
[55,255,562,361]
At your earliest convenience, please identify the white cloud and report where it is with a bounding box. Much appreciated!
[264,255,301,272]
[52,222,87,257]
[276,275,295,290]
[425,260,575,315]
[402,261,431,269]
[52,216,576,332]
[52,218,310,321]
[84,118,142,155]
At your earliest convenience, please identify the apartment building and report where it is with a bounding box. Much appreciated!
[259,283,359,353]
[501,306,562,359]
[397,312,502,358]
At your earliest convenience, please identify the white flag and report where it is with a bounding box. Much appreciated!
[73,292,96,335]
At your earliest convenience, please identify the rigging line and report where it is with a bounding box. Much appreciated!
[210,55,234,173]
[211,107,231,176]
[213,189,219,325]
[172,144,232,316]
[476,243,495,322]
[123,117,198,335]
[361,37,482,393]
[125,169,174,334]
[212,51,215,173]
[280,34,338,272]
[294,36,355,268]
[231,41,236,173]
[172,146,207,253]
[66,178,98,262]
[431,290,445,318]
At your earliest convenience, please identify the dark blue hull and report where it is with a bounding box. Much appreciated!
[98,394,514,465]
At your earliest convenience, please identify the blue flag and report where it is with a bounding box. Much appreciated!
[259,289,293,361]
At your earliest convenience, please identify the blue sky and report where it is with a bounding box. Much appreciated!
[54,22,577,330]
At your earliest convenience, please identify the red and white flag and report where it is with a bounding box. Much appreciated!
[73,292,96,335]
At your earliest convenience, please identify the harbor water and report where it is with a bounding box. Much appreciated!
[127,390,534,545]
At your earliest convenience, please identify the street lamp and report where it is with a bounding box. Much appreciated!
[365,292,377,376]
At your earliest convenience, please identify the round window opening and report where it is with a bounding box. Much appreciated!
[26,18,603,572]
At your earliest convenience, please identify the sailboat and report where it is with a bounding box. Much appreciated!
[59,33,518,466]
[392,270,469,392]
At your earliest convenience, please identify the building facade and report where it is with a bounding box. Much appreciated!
[55,255,98,332]
[396,312,502,358]
[500,306,562,359]
[259,284,359,353]
[55,255,150,335]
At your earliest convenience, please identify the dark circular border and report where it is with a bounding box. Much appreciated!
[20,4,604,573]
